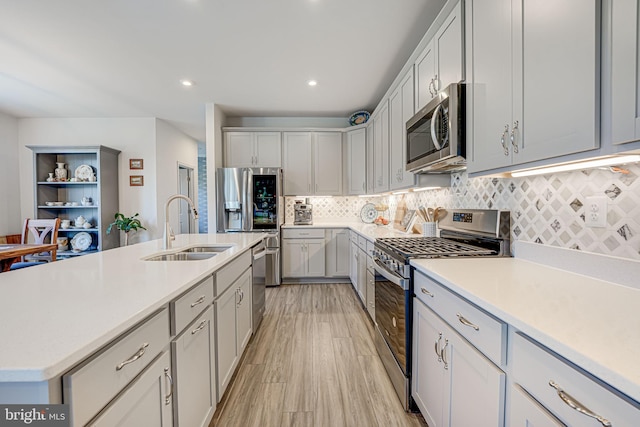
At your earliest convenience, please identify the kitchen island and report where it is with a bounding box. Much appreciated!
[0,233,266,404]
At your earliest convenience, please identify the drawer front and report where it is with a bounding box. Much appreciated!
[216,250,251,296]
[512,332,640,427]
[63,308,170,426]
[366,239,374,256]
[350,231,358,243]
[357,234,367,250]
[509,384,563,426]
[171,275,214,335]
[414,270,506,366]
[282,228,324,239]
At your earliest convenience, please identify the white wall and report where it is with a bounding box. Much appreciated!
[155,118,199,240]
[18,118,157,244]
[0,112,22,235]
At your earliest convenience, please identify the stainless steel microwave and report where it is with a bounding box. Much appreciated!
[406,82,466,173]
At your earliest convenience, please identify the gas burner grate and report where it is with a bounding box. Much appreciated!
[376,237,495,258]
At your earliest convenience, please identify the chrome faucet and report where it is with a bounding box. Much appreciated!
[163,194,199,250]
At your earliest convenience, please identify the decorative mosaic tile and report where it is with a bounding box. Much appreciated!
[284,164,640,260]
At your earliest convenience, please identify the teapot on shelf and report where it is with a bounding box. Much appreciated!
[75,216,86,227]
[81,197,93,206]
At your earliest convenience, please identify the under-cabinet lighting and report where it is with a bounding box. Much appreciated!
[412,186,443,192]
[392,190,409,195]
[510,155,640,178]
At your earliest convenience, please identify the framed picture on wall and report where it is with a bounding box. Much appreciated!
[129,175,144,186]
[129,159,144,170]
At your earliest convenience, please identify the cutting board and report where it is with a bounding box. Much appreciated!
[393,196,418,233]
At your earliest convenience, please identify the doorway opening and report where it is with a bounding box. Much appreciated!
[177,162,196,234]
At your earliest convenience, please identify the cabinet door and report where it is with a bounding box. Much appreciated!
[412,299,446,427]
[357,247,367,303]
[326,229,350,277]
[254,132,281,167]
[366,269,375,319]
[610,0,640,145]
[447,323,506,427]
[373,102,390,193]
[306,239,326,277]
[467,0,514,173]
[314,132,343,195]
[283,132,312,195]
[236,269,253,355]
[215,287,238,400]
[390,69,416,190]
[225,132,255,167]
[509,385,563,427]
[415,41,436,111]
[91,351,173,427]
[347,128,367,195]
[366,123,375,194]
[172,306,215,427]
[282,239,305,278]
[350,239,359,289]
[516,0,598,164]
[434,2,463,94]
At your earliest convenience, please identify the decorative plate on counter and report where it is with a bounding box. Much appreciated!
[349,110,370,126]
[360,203,377,223]
[71,232,92,252]
[74,164,93,181]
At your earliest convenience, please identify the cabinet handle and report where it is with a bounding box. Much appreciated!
[510,121,519,153]
[433,74,439,93]
[421,287,434,297]
[116,342,149,371]
[548,381,612,427]
[500,124,510,156]
[441,339,449,370]
[191,319,207,335]
[435,333,443,362]
[456,313,480,331]
[164,367,173,405]
[190,295,206,308]
[428,78,435,96]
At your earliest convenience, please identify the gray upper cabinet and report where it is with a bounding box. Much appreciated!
[224,131,281,167]
[389,68,417,191]
[467,0,600,174]
[28,145,120,256]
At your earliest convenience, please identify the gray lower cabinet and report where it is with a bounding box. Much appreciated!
[215,267,253,401]
[172,305,216,427]
[90,351,173,426]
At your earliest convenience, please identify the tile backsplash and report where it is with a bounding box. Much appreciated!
[286,164,640,260]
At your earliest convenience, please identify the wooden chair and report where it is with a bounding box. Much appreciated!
[10,218,60,269]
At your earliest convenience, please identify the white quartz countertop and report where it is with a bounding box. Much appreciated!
[410,247,640,404]
[282,221,415,240]
[0,233,266,382]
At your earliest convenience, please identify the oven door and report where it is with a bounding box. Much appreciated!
[374,257,410,374]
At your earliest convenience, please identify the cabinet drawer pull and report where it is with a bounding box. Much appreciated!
[420,287,434,297]
[116,342,149,371]
[549,381,611,427]
[457,313,480,331]
[441,339,449,370]
[501,124,510,156]
[435,333,443,362]
[510,120,519,153]
[191,319,207,335]
[164,367,173,405]
[190,295,206,308]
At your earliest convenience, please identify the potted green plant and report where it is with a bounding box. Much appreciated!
[107,212,146,246]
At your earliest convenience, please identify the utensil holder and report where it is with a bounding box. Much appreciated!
[422,222,437,237]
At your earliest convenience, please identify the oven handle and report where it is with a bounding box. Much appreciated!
[373,257,409,290]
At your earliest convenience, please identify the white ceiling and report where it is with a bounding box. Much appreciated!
[0,0,446,141]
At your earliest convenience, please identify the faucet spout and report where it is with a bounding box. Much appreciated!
[163,194,199,250]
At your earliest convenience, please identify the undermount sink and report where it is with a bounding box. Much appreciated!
[143,244,233,261]
[145,252,217,262]
[180,245,233,253]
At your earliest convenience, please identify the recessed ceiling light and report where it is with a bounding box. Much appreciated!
[181,79,194,87]
[308,80,317,87]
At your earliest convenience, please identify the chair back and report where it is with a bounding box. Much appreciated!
[20,218,60,262]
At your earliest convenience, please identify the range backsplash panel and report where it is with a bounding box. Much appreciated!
[285,164,640,260]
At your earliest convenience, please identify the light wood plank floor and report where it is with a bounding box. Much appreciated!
[210,283,427,427]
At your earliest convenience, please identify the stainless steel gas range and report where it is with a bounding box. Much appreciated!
[372,209,511,411]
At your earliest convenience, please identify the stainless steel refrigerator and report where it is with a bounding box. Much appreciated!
[216,167,282,286]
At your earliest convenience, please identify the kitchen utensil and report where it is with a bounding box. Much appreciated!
[427,207,435,222]
[433,207,441,222]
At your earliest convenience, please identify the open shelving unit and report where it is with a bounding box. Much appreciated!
[28,145,121,257]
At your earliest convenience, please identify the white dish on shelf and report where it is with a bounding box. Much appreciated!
[71,232,92,252]
[74,164,94,181]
